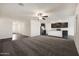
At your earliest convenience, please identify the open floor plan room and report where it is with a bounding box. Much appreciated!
[0,3,79,56]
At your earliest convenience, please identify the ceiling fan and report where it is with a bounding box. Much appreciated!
[18,3,48,20]
[37,13,48,20]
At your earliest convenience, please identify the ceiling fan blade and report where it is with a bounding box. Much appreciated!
[43,15,48,17]
[42,18,46,20]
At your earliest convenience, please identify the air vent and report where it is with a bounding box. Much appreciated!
[18,3,24,6]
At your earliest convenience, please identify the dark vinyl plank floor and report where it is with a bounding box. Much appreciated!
[0,36,78,56]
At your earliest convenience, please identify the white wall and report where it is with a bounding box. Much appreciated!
[12,20,30,36]
[75,15,79,54]
[74,4,79,54]
[40,16,75,37]
[68,17,75,36]
[11,16,75,38]
[0,18,12,39]
[31,20,40,37]
[12,18,41,37]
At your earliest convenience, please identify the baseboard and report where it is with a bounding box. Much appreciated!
[0,37,12,40]
[68,35,74,40]
[46,35,63,38]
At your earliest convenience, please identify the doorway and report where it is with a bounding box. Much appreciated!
[40,23,46,35]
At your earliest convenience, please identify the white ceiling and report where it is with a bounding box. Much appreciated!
[0,3,77,20]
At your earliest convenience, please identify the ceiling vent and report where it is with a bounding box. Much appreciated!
[18,3,24,6]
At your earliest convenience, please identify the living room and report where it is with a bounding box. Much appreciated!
[0,3,78,56]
